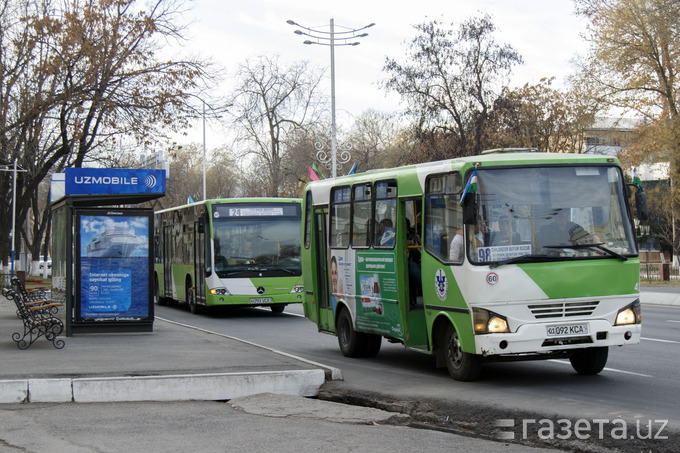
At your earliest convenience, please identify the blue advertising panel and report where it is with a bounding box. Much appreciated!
[65,168,165,196]
[76,211,152,322]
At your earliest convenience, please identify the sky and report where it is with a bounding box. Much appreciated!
[169,0,590,146]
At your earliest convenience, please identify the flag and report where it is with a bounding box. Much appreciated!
[348,162,358,175]
[458,167,478,206]
[187,194,195,204]
[308,164,321,181]
[633,167,642,189]
[311,162,325,179]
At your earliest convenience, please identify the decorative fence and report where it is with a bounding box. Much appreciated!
[639,262,680,281]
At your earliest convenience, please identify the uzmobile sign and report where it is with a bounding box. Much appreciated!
[65,168,166,196]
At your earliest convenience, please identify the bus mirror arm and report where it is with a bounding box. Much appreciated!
[462,194,477,225]
[627,184,648,221]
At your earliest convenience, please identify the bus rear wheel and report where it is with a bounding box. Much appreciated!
[186,279,199,314]
[362,334,382,358]
[337,308,364,357]
[569,347,608,375]
[270,305,286,314]
[155,276,167,306]
[443,324,482,381]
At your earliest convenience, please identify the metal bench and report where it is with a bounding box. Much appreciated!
[4,278,64,349]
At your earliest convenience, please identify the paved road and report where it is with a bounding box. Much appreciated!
[154,299,680,452]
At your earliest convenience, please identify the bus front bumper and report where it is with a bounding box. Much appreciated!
[474,320,641,356]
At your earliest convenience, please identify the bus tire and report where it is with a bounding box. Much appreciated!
[362,334,382,358]
[186,278,199,314]
[569,347,608,375]
[270,305,286,314]
[443,324,482,381]
[337,308,364,357]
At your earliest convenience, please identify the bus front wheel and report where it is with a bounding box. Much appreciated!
[337,308,363,357]
[443,324,482,381]
[570,347,608,375]
[270,305,286,314]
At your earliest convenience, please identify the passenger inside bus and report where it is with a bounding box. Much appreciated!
[489,214,521,246]
[449,226,465,262]
[406,218,421,306]
[540,209,589,247]
[377,218,395,246]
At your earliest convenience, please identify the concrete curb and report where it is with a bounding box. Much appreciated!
[0,370,325,404]
[640,291,680,306]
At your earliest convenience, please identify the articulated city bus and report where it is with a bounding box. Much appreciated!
[154,198,303,314]
[301,150,646,380]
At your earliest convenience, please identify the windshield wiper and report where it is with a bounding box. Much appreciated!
[489,253,557,269]
[544,243,628,261]
[274,267,300,275]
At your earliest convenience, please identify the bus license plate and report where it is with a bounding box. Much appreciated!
[250,297,272,304]
[546,323,589,337]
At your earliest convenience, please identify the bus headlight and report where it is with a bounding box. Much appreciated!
[615,300,641,325]
[290,285,304,294]
[209,288,228,295]
[473,308,509,334]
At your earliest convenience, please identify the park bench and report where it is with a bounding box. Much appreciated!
[3,278,64,349]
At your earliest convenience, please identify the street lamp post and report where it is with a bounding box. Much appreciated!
[1,161,28,278]
[202,100,206,201]
[287,18,374,178]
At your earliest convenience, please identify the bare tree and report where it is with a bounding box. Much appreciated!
[382,15,523,159]
[0,0,215,265]
[229,55,325,196]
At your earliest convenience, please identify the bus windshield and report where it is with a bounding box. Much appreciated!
[212,204,302,277]
[469,165,637,265]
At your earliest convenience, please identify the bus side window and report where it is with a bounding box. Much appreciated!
[351,183,371,247]
[425,173,462,262]
[330,186,351,248]
[374,180,397,248]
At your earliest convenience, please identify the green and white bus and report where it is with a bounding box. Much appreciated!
[301,150,646,380]
[154,198,303,314]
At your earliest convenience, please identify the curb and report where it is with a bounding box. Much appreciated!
[640,291,680,306]
[0,369,325,404]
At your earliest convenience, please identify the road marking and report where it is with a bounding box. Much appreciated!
[642,337,680,344]
[156,316,343,380]
[667,320,680,323]
[548,359,653,377]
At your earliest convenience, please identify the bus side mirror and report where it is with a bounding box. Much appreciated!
[462,194,477,225]
[635,190,648,221]
[628,183,648,221]
[198,213,205,233]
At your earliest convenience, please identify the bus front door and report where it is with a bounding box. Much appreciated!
[314,208,334,332]
[402,198,428,351]
[194,221,205,304]
[163,225,172,298]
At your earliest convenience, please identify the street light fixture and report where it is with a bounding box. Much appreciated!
[287,19,374,178]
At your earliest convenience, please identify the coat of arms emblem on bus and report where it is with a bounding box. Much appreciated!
[435,269,448,301]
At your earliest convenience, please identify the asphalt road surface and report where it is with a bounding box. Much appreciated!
[155,299,680,452]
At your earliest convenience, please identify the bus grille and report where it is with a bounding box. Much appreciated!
[528,301,599,319]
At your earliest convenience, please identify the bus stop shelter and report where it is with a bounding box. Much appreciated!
[50,168,166,336]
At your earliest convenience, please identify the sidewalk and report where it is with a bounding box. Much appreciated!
[640,287,680,306]
[0,294,330,404]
